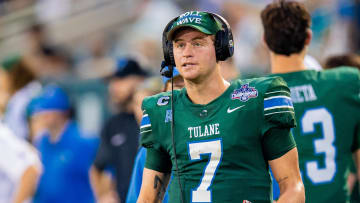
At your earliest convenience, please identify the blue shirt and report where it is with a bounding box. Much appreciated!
[126,147,169,203]
[33,121,99,203]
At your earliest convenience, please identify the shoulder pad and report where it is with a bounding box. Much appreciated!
[142,90,181,110]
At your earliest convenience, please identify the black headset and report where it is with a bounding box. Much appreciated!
[160,11,234,78]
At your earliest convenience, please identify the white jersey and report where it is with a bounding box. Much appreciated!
[0,123,41,203]
[3,81,42,140]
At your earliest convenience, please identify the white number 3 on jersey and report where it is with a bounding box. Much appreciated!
[302,107,336,184]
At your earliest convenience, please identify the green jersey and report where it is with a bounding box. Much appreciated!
[140,76,297,203]
[272,67,360,203]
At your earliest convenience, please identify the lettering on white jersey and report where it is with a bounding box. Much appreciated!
[290,84,317,103]
[188,123,220,139]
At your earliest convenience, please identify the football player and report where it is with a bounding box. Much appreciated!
[137,11,305,203]
[261,1,360,202]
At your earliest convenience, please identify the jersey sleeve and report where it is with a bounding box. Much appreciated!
[140,98,172,173]
[261,77,297,160]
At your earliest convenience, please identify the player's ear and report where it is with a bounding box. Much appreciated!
[305,29,312,46]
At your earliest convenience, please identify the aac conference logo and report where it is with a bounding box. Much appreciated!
[231,83,258,102]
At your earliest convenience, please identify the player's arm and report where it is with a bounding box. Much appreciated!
[348,155,357,194]
[269,148,305,203]
[10,140,42,203]
[138,99,172,202]
[353,149,360,181]
[90,166,119,203]
[137,168,170,203]
[91,124,120,203]
[13,164,41,203]
[262,77,304,202]
[353,120,360,183]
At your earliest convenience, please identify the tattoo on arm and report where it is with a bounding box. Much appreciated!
[277,176,289,184]
[154,175,166,200]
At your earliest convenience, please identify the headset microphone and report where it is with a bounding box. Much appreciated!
[160,61,173,78]
[160,59,184,203]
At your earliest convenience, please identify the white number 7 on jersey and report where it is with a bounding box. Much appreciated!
[188,139,223,202]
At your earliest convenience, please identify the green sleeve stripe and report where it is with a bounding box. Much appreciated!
[140,126,152,132]
[140,124,151,129]
[264,90,290,95]
[140,126,151,130]
[264,95,291,101]
[264,106,294,113]
[264,90,290,98]
[264,105,294,111]
[140,129,152,134]
[264,110,295,116]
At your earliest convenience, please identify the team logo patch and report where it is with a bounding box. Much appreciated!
[231,84,258,102]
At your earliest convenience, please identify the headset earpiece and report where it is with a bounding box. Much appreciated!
[211,13,234,61]
[162,16,178,66]
[161,16,178,78]
[215,29,227,61]
[168,42,175,66]
[163,36,175,68]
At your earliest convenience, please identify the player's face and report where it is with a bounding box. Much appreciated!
[30,111,66,133]
[109,75,143,106]
[172,28,217,82]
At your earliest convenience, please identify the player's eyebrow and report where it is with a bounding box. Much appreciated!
[173,38,184,43]
[174,35,207,43]
[192,35,207,41]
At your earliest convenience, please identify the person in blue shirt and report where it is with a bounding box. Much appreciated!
[28,84,99,203]
[126,147,149,203]
[126,67,184,203]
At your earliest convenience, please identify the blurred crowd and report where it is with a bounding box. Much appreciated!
[1,0,360,202]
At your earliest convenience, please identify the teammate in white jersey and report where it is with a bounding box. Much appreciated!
[0,123,42,203]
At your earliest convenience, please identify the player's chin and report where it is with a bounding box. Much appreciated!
[179,69,198,80]
[182,72,200,81]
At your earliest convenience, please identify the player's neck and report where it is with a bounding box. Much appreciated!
[184,66,230,105]
[271,51,307,74]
